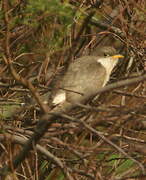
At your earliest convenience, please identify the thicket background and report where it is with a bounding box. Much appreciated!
[0,0,146,179]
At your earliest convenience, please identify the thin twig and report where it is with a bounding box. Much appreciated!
[0,134,74,180]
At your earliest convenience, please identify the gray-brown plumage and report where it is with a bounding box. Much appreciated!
[51,46,123,113]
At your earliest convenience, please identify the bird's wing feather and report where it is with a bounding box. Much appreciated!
[59,56,107,104]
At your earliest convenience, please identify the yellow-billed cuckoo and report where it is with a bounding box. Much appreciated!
[51,46,123,113]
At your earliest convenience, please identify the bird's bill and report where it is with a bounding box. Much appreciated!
[111,55,124,59]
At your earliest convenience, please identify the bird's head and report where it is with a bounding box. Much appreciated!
[96,49,124,86]
[97,52,124,74]
[91,46,117,56]
[100,46,117,57]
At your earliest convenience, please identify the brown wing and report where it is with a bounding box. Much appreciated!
[61,56,107,104]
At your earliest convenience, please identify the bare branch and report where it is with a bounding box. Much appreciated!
[0,134,74,180]
[94,74,146,96]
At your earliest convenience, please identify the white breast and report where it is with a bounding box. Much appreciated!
[52,91,66,105]
[97,57,118,86]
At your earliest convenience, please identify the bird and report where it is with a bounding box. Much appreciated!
[51,46,124,113]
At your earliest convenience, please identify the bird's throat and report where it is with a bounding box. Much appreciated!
[97,57,118,86]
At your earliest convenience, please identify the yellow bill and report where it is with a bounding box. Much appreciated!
[112,55,124,59]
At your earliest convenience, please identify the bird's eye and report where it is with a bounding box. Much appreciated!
[104,53,109,57]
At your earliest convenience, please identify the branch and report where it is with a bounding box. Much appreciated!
[0,134,74,180]
[93,73,146,96]
[1,73,145,176]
